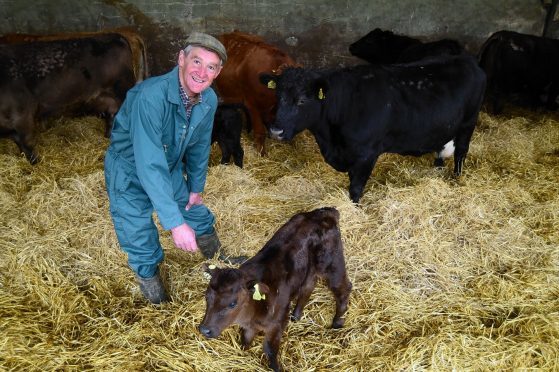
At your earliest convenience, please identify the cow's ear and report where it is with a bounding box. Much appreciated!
[248,282,270,301]
[202,263,218,280]
[259,73,276,89]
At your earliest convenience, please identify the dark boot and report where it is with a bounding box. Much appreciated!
[135,271,169,304]
[197,231,248,265]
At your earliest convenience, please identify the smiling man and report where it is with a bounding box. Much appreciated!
[104,32,245,304]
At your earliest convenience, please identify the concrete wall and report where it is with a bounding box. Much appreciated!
[0,0,557,75]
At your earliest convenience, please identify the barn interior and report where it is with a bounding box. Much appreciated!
[1,0,558,371]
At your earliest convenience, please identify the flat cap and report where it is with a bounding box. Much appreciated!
[184,32,227,63]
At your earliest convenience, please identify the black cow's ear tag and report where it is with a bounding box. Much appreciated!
[318,88,325,100]
[267,80,276,89]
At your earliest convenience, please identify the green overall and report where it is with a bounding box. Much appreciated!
[104,66,216,278]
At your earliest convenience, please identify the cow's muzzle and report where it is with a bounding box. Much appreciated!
[198,324,217,338]
[269,128,284,140]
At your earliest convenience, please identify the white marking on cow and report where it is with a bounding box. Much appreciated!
[510,41,524,52]
[438,140,455,159]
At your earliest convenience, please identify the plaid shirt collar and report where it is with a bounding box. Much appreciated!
[179,84,201,120]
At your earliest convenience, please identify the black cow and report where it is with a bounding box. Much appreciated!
[212,103,248,168]
[199,207,352,372]
[260,55,486,203]
[478,30,559,114]
[0,33,138,163]
[349,28,463,64]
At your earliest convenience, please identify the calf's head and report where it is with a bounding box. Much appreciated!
[199,265,270,338]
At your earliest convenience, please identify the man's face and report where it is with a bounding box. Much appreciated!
[178,46,222,96]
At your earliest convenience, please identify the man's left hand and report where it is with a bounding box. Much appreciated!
[185,192,203,211]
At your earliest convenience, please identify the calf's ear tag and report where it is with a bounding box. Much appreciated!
[253,284,266,301]
[318,88,325,100]
[267,80,276,89]
[203,264,217,280]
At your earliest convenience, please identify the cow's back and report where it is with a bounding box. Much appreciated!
[1,34,135,117]
[479,31,559,86]
[0,28,148,82]
[241,207,342,293]
[314,55,485,167]
[478,30,559,111]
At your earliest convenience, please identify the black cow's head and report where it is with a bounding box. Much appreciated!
[260,67,327,141]
[199,265,270,339]
[348,28,421,64]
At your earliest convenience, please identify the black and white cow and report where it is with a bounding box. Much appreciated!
[478,30,559,113]
[260,54,486,203]
[349,28,464,64]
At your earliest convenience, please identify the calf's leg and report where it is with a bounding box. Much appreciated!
[291,276,316,321]
[240,327,256,349]
[325,249,352,329]
[263,325,285,372]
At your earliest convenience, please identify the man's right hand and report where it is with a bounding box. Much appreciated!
[171,223,198,252]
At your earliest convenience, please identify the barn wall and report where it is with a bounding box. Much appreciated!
[0,0,557,75]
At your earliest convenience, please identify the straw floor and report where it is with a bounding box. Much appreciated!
[1,108,558,371]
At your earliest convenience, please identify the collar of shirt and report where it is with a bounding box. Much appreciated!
[179,84,202,121]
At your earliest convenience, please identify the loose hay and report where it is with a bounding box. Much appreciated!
[1,109,558,371]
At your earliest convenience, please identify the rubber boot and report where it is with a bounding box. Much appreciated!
[197,231,248,265]
[135,271,169,304]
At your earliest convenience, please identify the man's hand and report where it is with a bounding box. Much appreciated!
[185,192,203,211]
[171,223,198,252]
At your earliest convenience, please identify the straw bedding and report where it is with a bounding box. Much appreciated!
[1,108,558,371]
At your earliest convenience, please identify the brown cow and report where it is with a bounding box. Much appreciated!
[0,27,148,83]
[199,207,352,372]
[0,32,144,163]
[215,31,297,156]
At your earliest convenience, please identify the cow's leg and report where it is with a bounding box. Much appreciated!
[489,88,505,115]
[1,92,39,164]
[453,124,476,176]
[12,130,39,164]
[11,111,39,164]
[240,327,256,349]
[434,140,455,168]
[101,95,120,138]
[232,143,244,168]
[246,104,266,156]
[263,324,285,372]
[545,82,559,111]
[291,276,317,321]
[348,157,377,203]
[324,247,352,329]
[218,140,232,164]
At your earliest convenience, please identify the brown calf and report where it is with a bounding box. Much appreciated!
[199,207,352,372]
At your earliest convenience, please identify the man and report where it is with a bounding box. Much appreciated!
[104,32,244,304]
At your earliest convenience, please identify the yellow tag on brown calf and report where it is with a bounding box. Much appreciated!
[252,283,266,301]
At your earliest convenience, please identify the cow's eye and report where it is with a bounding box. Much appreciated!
[228,301,237,309]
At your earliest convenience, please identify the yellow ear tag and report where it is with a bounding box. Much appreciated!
[252,284,266,301]
[267,80,276,89]
[318,88,325,100]
[203,264,217,280]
